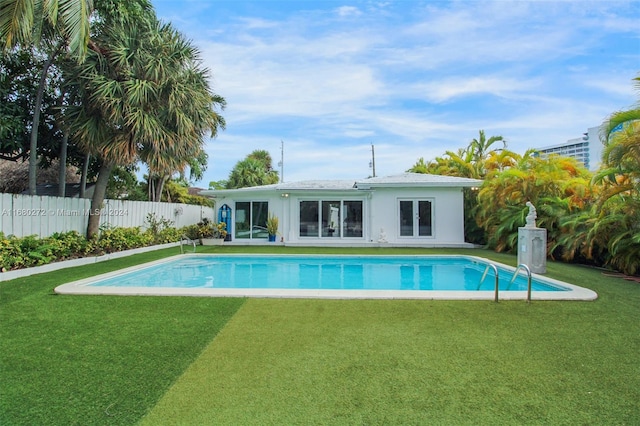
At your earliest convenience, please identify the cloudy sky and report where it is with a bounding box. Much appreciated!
[151,0,639,186]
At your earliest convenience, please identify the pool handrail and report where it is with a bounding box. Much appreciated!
[180,235,196,254]
[509,263,532,303]
[479,263,500,302]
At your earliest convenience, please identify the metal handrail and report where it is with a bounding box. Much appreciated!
[509,263,532,303]
[479,263,500,302]
[180,234,196,254]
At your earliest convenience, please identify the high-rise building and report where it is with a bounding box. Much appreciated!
[535,126,603,171]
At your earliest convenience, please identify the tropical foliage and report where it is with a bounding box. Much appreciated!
[182,218,227,241]
[410,80,640,275]
[66,5,224,237]
[476,154,594,253]
[557,75,640,274]
[0,0,93,60]
[408,130,512,244]
[0,213,184,271]
[226,150,279,189]
[1,1,226,238]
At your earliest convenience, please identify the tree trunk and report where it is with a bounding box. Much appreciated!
[148,175,155,201]
[28,46,60,195]
[80,153,90,198]
[148,174,169,202]
[155,174,169,202]
[58,132,69,197]
[86,161,114,239]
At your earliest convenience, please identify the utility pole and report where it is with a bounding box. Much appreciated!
[370,144,376,177]
[278,140,284,183]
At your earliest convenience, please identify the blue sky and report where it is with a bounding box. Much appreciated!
[151,0,639,186]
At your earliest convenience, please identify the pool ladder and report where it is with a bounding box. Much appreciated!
[479,263,500,302]
[508,264,532,303]
[180,234,196,254]
[479,263,533,303]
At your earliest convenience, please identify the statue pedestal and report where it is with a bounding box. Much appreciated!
[517,227,547,274]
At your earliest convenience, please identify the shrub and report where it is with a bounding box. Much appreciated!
[47,231,90,259]
[144,213,181,244]
[0,233,24,271]
[181,224,200,241]
[95,226,154,254]
[0,220,193,272]
[194,218,227,239]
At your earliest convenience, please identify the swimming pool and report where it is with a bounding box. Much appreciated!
[54,254,597,300]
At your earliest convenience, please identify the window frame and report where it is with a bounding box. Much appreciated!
[298,199,364,239]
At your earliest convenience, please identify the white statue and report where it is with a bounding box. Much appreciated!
[525,201,537,228]
[378,228,388,243]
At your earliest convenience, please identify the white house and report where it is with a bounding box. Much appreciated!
[202,173,482,247]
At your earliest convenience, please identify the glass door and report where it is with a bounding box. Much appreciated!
[399,200,432,237]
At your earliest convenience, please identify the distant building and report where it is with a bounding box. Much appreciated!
[535,125,603,171]
[21,183,95,198]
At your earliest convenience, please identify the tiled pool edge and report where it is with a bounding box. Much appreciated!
[54,253,598,301]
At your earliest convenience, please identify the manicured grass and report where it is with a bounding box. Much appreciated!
[2,245,640,424]
[0,247,245,425]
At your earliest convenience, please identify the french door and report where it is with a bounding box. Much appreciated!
[399,199,432,237]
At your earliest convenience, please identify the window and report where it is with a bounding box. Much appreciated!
[343,200,363,237]
[299,200,363,238]
[322,201,340,237]
[235,201,268,239]
[299,201,318,237]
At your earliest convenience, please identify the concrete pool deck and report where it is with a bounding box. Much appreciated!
[54,254,598,301]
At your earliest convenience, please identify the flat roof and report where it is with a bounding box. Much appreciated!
[201,173,482,196]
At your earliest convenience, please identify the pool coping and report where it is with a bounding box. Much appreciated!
[54,254,598,301]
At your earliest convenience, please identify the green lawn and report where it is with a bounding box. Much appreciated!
[2,246,639,425]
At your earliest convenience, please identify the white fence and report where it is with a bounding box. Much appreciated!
[0,193,215,238]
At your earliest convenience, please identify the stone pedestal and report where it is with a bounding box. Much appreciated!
[517,227,547,274]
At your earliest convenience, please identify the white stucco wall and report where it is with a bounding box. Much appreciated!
[214,186,468,246]
[366,187,465,245]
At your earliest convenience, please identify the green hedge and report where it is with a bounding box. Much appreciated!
[0,214,185,272]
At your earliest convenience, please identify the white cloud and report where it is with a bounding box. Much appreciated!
[335,6,362,18]
[155,0,639,184]
[414,76,539,103]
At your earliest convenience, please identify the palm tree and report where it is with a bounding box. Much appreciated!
[476,154,594,253]
[406,157,429,174]
[0,0,93,59]
[596,76,640,205]
[226,151,279,189]
[2,0,93,194]
[69,13,225,238]
[468,130,505,177]
[586,75,640,274]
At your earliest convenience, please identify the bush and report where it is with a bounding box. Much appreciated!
[47,231,90,259]
[0,233,24,271]
[144,213,181,244]
[181,224,200,241]
[0,220,188,272]
[95,226,154,254]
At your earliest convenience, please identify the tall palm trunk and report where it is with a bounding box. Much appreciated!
[28,44,61,194]
[57,132,69,196]
[86,160,114,239]
[148,173,169,202]
[79,153,90,198]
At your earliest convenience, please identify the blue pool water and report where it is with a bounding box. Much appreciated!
[87,255,567,292]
